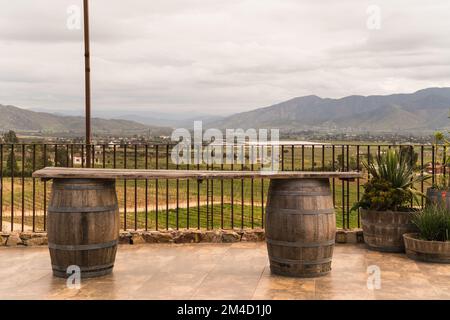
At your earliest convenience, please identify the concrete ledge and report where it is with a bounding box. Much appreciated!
[0,228,364,246]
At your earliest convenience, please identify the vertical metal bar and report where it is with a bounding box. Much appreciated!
[367,145,371,180]
[206,178,209,229]
[176,144,179,230]
[66,144,70,167]
[211,178,214,229]
[70,144,74,167]
[240,146,244,229]
[83,0,92,168]
[187,148,190,229]
[322,144,325,171]
[301,145,305,171]
[261,146,265,228]
[332,145,335,207]
[145,144,148,230]
[356,145,360,228]
[113,145,117,168]
[43,144,47,231]
[155,145,159,230]
[291,145,295,171]
[32,144,36,232]
[432,145,435,186]
[92,144,95,168]
[10,144,14,231]
[281,145,285,171]
[102,144,106,168]
[420,145,424,208]
[231,146,234,229]
[410,145,414,208]
[0,145,3,232]
[21,144,25,232]
[231,177,234,229]
[197,179,200,229]
[346,145,350,229]
[251,145,255,229]
[166,144,169,230]
[123,144,127,231]
[341,145,345,229]
[261,178,264,228]
[443,145,447,183]
[81,144,84,168]
[54,144,58,167]
[134,144,138,230]
[221,160,224,229]
[311,145,315,171]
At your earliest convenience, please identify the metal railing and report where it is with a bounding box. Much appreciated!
[0,143,439,232]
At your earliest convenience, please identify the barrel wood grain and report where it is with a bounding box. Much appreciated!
[48,179,119,278]
[265,178,336,277]
[404,233,450,263]
[361,209,418,253]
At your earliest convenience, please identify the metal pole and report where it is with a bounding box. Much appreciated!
[83,0,92,167]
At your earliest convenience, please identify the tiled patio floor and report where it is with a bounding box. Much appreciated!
[1,243,449,300]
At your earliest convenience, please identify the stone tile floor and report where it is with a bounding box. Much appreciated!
[0,243,449,300]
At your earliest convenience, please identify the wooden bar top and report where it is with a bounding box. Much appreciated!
[33,167,361,180]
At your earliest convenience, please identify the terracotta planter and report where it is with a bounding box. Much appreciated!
[404,233,450,263]
[426,188,450,209]
[361,209,418,252]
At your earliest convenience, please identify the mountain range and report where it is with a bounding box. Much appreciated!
[2,87,450,136]
[208,87,450,133]
[0,104,172,136]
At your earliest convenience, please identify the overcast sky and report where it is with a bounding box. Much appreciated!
[1,0,450,116]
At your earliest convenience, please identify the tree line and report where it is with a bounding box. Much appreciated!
[1,130,68,177]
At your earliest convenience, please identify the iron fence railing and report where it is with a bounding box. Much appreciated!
[0,143,440,232]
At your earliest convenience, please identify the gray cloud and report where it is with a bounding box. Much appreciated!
[1,0,450,116]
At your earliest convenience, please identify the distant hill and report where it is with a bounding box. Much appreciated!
[117,113,224,128]
[0,104,172,136]
[208,87,450,133]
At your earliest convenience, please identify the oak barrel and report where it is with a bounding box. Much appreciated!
[403,233,450,263]
[265,178,336,277]
[361,209,417,253]
[48,179,119,278]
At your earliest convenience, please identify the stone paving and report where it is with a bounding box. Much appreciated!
[0,243,449,300]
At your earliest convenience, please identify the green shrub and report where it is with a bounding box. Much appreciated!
[412,205,450,241]
[353,149,429,211]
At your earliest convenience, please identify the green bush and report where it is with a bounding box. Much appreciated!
[353,149,428,211]
[355,178,412,211]
[412,205,450,241]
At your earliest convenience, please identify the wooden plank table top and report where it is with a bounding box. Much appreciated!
[33,167,362,180]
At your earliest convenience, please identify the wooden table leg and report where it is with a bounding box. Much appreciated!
[265,178,336,277]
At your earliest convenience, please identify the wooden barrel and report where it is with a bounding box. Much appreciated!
[47,179,119,278]
[361,209,417,253]
[426,188,450,210]
[265,178,335,278]
[403,233,450,263]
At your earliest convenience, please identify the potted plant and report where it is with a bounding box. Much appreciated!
[353,149,429,252]
[426,132,450,208]
[403,205,450,263]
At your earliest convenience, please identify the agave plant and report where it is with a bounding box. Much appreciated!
[354,149,430,211]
